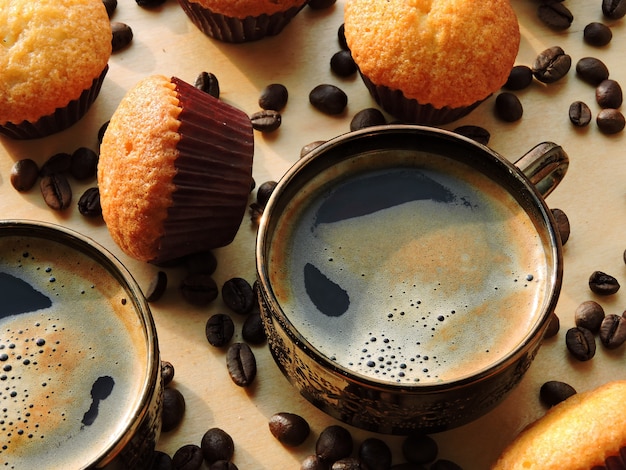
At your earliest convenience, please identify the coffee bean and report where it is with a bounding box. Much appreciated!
[40,174,72,211]
[331,50,357,77]
[301,140,326,158]
[576,57,610,86]
[568,101,592,127]
[453,125,491,145]
[10,159,39,192]
[301,455,329,470]
[402,433,438,464]
[550,208,570,244]
[599,314,626,349]
[249,202,264,225]
[205,313,235,347]
[565,327,596,361]
[136,0,166,7]
[596,108,625,134]
[77,187,102,217]
[338,23,348,50]
[242,312,266,344]
[98,121,109,144]
[316,425,353,462]
[309,84,348,115]
[331,458,363,470]
[575,301,605,333]
[359,438,392,470]
[537,2,573,30]
[201,428,234,464]
[308,0,337,9]
[40,152,71,176]
[180,273,218,306]
[533,46,571,83]
[194,72,220,99]
[350,108,386,131]
[222,277,255,314]
[259,83,288,111]
[145,270,167,302]
[430,460,463,470]
[584,22,613,47]
[226,342,257,387]
[540,380,577,407]
[250,110,282,133]
[111,22,133,52]
[172,444,203,470]
[102,0,117,18]
[504,65,534,91]
[70,147,99,180]
[494,92,523,122]
[161,360,175,386]
[589,270,620,295]
[544,312,560,338]
[268,412,311,446]
[209,461,238,470]
[184,250,218,275]
[152,450,173,470]
[256,181,277,207]
[602,0,626,19]
[596,79,623,109]
[162,387,186,432]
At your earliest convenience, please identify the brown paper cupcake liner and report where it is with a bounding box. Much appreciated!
[177,0,307,43]
[0,65,109,140]
[152,76,254,264]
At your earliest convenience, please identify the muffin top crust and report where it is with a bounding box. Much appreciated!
[0,0,112,124]
[188,0,307,19]
[344,0,520,109]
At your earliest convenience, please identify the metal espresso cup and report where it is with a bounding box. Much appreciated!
[256,125,568,434]
[0,220,162,469]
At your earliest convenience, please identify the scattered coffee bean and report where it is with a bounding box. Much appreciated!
[494,92,523,122]
[249,202,264,225]
[205,313,235,347]
[194,72,220,99]
[599,314,626,349]
[504,65,534,91]
[180,273,219,306]
[330,50,357,77]
[145,270,167,302]
[111,22,133,52]
[568,101,592,127]
[596,108,625,134]
[40,173,72,211]
[602,0,626,19]
[184,250,218,275]
[301,140,326,158]
[308,0,337,9]
[550,208,570,244]
[172,444,204,470]
[301,454,329,470]
[136,0,166,6]
[256,180,277,207]
[316,425,353,463]
[537,2,573,30]
[209,461,238,470]
[359,438,392,470]
[10,159,39,192]
[430,460,463,470]
[250,109,282,133]
[242,312,266,344]
[596,79,623,109]
[589,270,620,295]
[309,84,348,115]
[70,147,99,180]
[540,380,577,407]
[152,450,173,470]
[565,326,596,361]
[584,22,612,47]
[102,0,117,18]
[269,412,311,446]
[162,360,175,386]
[402,433,438,464]
[338,23,348,50]
[533,46,571,84]
[331,458,363,470]
[98,121,109,144]
[575,57,610,86]
[226,342,257,387]
[222,277,255,314]
[350,108,386,131]
[544,312,560,338]
[77,187,102,217]
[40,152,71,176]
[575,301,605,333]
[162,387,186,432]
[259,83,288,111]
[453,125,490,146]
[201,428,235,464]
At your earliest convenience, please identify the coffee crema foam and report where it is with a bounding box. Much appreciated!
[269,151,551,385]
[0,235,149,469]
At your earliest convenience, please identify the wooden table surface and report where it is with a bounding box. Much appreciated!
[1,1,625,468]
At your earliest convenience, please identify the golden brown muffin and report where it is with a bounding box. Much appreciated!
[98,75,254,264]
[0,0,112,139]
[492,381,626,470]
[344,0,520,125]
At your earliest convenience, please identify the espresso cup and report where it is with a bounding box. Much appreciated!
[0,220,162,469]
[256,125,568,434]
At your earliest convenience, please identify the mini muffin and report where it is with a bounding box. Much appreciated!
[98,75,254,265]
[343,0,520,125]
[177,0,309,42]
[0,0,112,139]
[492,381,626,469]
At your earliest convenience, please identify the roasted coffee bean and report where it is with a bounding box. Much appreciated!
[226,342,257,387]
[359,438,392,470]
[205,313,235,347]
[599,314,626,349]
[201,428,234,464]
[301,454,329,470]
[10,159,39,192]
[136,0,166,6]
[575,301,605,333]
[332,458,363,470]
[111,22,133,52]
[589,270,620,295]
[40,173,72,211]
[596,108,625,134]
[259,83,288,111]
[194,72,220,99]
[537,2,573,30]
[242,312,266,344]
[603,0,626,19]
[180,273,219,306]
[250,110,282,133]
[316,425,353,462]
[145,270,167,302]
[308,0,337,9]
[98,121,109,144]
[184,250,218,275]
[162,387,186,432]
[576,57,610,86]
[338,23,348,50]
[331,50,357,77]
[309,84,348,115]
[102,0,117,18]
[161,360,175,386]
[568,101,592,127]
[453,125,490,146]
[350,108,386,131]
[152,450,173,470]
[584,22,613,47]
[249,202,264,224]
[533,46,571,83]
[222,277,255,314]
[402,433,438,464]
[172,444,203,470]
[70,147,99,180]
[301,140,326,158]
[77,187,102,217]
[551,208,570,244]
[540,380,577,407]
[269,412,311,446]
[494,92,523,122]
[596,79,623,109]
[40,152,71,176]
[209,461,238,470]
[431,460,463,470]
[504,65,534,91]
[544,312,560,338]
[565,327,596,361]
[256,180,277,207]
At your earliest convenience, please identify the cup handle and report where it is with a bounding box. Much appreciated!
[513,142,569,198]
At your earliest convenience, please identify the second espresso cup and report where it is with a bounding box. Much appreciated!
[256,125,568,434]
